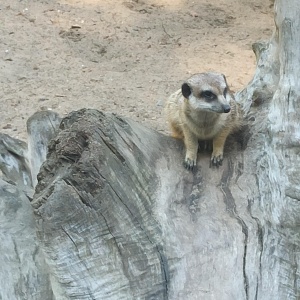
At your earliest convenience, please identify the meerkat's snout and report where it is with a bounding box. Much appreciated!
[224,105,230,114]
[218,95,231,113]
[222,104,231,113]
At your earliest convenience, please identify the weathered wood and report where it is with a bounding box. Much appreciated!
[1,0,300,299]
[0,178,54,300]
[27,111,61,187]
[0,111,60,300]
[31,109,248,299]
[0,133,32,192]
[235,0,300,299]
[0,110,61,193]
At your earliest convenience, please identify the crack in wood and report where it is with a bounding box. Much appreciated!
[62,178,93,209]
[60,226,98,298]
[97,128,126,163]
[115,126,135,151]
[97,209,130,285]
[247,196,264,287]
[220,159,250,300]
[61,226,79,253]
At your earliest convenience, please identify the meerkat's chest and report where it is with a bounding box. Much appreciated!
[185,112,228,139]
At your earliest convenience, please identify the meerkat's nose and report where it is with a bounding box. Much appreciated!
[223,105,231,113]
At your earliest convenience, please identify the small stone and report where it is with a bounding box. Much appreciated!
[156,99,164,107]
[3,123,12,129]
[189,11,199,17]
[71,24,81,29]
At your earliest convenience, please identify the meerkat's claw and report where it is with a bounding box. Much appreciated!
[210,154,223,167]
[184,157,197,171]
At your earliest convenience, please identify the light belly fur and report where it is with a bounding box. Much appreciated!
[184,111,229,140]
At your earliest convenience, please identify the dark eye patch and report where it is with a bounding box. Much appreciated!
[201,90,216,101]
[223,87,228,97]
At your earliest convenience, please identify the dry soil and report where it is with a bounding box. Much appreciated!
[0,0,274,141]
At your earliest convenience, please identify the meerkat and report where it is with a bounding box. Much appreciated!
[165,72,241,170]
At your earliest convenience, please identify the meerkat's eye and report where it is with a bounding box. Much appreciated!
[224,87,228,97]
[201,90,216,101]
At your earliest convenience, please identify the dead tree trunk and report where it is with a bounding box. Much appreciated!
[1,0,299,299]
[235,0,300,298]
[31,109,248,300]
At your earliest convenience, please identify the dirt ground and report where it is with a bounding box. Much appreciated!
[0,0,274,141]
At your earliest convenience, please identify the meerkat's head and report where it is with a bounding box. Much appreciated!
[181,72,231,114]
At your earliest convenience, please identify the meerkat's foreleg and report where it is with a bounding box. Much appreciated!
[182,126,198,170]
[211,128,231,167]
[169,122,184,139]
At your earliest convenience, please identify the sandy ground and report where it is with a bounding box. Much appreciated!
[0,0,274,141]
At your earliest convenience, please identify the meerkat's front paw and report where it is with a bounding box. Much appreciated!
[184,156,197,171]
[210,152,223,167]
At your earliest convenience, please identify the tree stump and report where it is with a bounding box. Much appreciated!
[31,108,250,299]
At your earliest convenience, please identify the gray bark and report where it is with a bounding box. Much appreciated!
[27,111,61,187]
[31,109,248,300]
[0,178,53,300]
[0,111,59,300]
[235,0,300,299]
[1,0,300,299]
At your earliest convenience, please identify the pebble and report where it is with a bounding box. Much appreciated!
[3,124,12,129]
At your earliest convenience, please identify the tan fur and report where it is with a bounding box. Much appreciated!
[165,72,242,170]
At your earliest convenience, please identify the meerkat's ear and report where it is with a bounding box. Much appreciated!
[181,82,192,99]
[222,74,229,87]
